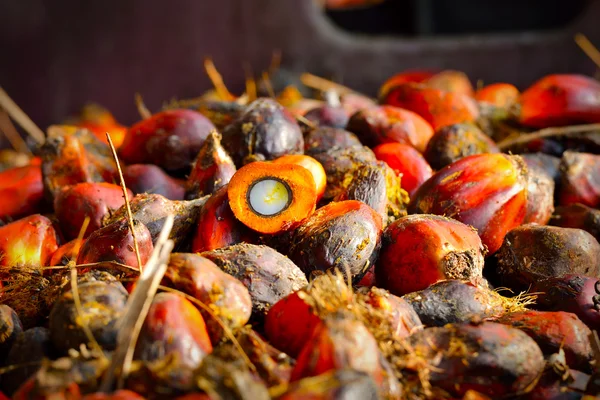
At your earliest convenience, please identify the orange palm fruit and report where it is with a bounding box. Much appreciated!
[0,214,59,269]
[0,165,43,220]
[518,74,600,128]
[71,103,128,147]
[273,154,327,202]
[49,239,83,267]
[475,83,519,108]
[373,142,433,197]
[227,161,317,234]
[426,70,474,97]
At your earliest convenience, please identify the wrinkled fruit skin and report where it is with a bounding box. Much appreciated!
[122,164,185,200]
[496,224,600,292]
[77,218,154,271]
[373,142,433,198]
[559,151,600,208]
[288,200,383,283]
[191,185,254,253]
[201,244,308,321]
[0,165,44,220]
[221,98,304,166]
[402,280,504,327]
[495,310,593,371]
[423,123,499,170]
[54,182,131,240]
[49,279,128,353]
[531,274,600,331]
[376,215,485,296]
[0,214,59,268]
[303,127,362,156]
[405,322,544,397]
[164,253,252,343]
[518,74,600,128]
[346,105,434,152]
[119,109,216,173]
[410,153,529,255]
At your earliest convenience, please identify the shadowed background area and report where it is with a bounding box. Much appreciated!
[1,0,599,129]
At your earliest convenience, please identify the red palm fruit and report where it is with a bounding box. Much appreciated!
[191,186,254,253]
[104,193,207,248]
[426,70,474,97]
[358,286,423,337]
[558,151,600,207]
[288,200,383,283]
[378,70,436,98]
[518,74,600,128]
[290,313,384,386]
[54,182,131,240]
[40,126,117,201]
[0,305,23,358]
[0,165,43,220]
[404,322,544,398]
[76,218,153,271]
[303,104,349,130]
[72,103,128,148]
[134,292,213,368]
[185,131,236,200]
[423,123,500,170]
[82,390,145,400]
[12,378,81,400]
[496,224,600,293]
[49,239,83,267]
[163,253,252,343]
[273,154,327,202]
[264,291,321,358]
[410,153,529,254]
[347,105,434,152]
[531,275,600,331]
[221,98,304,166]
[551,203,600,242]
[376,215,485,296]
[496,311,593,371]
[280,369,379,400]
[118,109,216,173]
[304,127,362,156]
[201,243,308,322]
[475,83,519,108]
[122,164,185,200]
[380,83,480,131]
[0,215,59,269]
[373,142,433,197]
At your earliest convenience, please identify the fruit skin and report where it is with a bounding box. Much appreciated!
[273,154,327,202]
[426,70,474,97]
[521,153,561,185]
[303,105,349,130]
[380,83,480,131]
[475,83,519,108]
[558,151,600,208]
[288,200,383,283]
[523,161,555,225]
[49,239,83,267]
[185,130,236,200]
[49,279,128,353]
[410,153,529,255]
[303,127,362,156]
[0,165,44,220]
[290,313,384,386]
[280,369,379,400]
[402,280,504,327]
[54,182,132,240]
[163,253,252,343]
[423,123,500,170]
[104,193,207,248]
[221,98,304,166]
[191,185,253,253]
[70,103,128,148]
[378,70,436,99]
[82,390,145,400]
[495,310,592,372]
[373,142,433,197]
[551,203,600,243]
[201,243,308,322]
[77,218,154,271]
[122,164,185,200]
[346,105,434,152]
[496,224,600,292]
[0,214,59,268]
[403,322,545,398]
[518,74,600,128]
[531,274,600,331]
[0,305,22,361]
[376,215,485,296]
[118,109,216,173]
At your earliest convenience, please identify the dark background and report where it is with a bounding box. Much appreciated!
[1,0,599,129]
